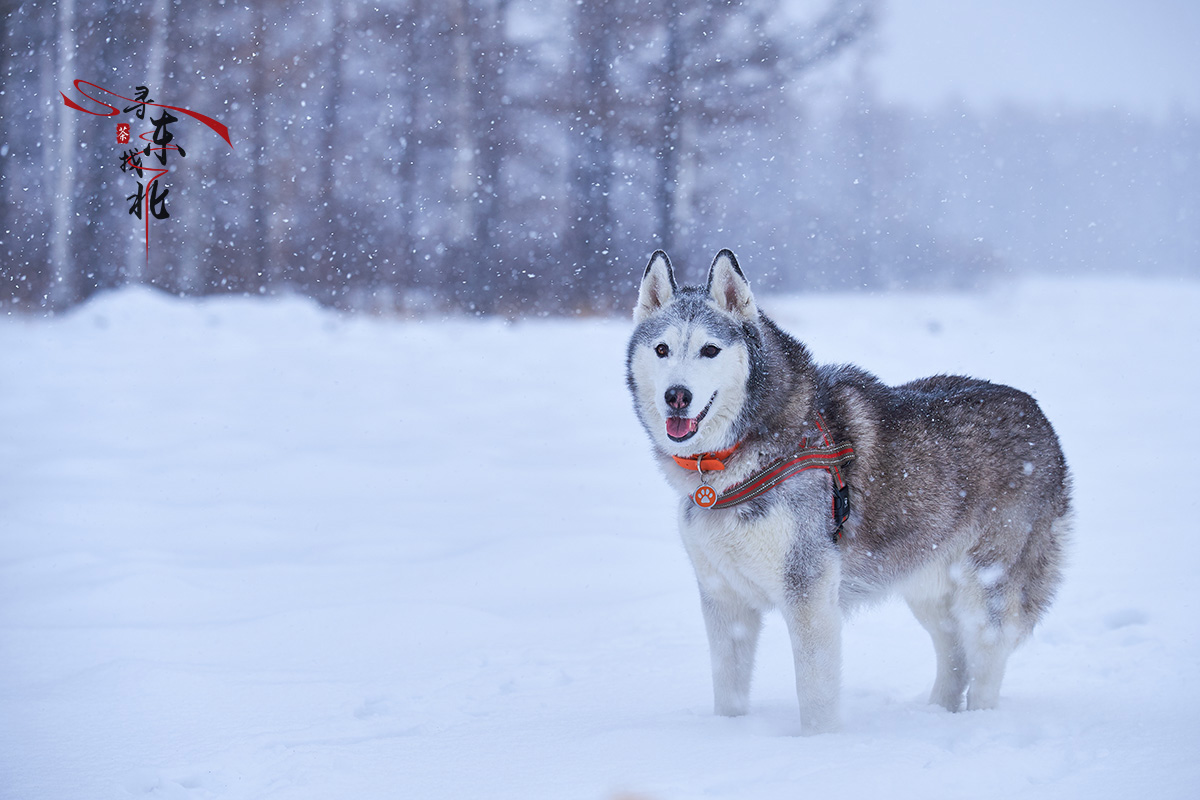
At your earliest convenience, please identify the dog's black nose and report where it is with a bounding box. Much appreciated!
[665,385,692,410]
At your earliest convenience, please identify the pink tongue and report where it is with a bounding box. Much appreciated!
[666,416,697,439]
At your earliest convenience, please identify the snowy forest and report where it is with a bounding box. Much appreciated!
[2,0,1198,315]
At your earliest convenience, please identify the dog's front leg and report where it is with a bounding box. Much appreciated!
[781,558,843,734]
[698,586,763,717]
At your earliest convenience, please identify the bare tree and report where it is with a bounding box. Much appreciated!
[567,0,620,309]
[120,0,174,288]
[395,0,425,300]
[49,0,77,309]
[0,0,15,277]
[461,0,511,313]
[314,0,348,303]
[649,0,875,257]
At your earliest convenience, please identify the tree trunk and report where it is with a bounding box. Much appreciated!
[121,0,173,289]
[250,1,272,293]
[49,0,77,309]
[463,0,508,314]
[569,0,617,310]
[396,0,423,303]
[317,0,346,303]
[657,1,682,256]
[0,0,13,271]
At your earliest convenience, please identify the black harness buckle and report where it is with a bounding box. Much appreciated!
[832,483,851,540]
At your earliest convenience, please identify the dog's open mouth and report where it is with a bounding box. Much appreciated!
[666,393,715,443]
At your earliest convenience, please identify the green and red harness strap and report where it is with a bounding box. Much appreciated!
[683,413,855,541]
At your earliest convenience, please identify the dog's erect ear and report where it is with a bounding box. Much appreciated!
[707,249,757,320]
[634,250,677,322]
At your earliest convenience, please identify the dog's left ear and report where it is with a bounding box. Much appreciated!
[707,249,757,320]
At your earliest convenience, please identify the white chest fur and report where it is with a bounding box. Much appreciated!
[679,501,798,610]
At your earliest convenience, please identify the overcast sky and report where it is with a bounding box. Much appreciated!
[867,0,1200,116]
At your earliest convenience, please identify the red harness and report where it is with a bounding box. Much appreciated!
[675,413,855,540]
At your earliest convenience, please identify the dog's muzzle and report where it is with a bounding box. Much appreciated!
[665,390,715,442]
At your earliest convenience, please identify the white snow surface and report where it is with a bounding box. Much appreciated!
[2,279,1199,799]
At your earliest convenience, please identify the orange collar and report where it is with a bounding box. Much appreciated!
[671,442,741,472]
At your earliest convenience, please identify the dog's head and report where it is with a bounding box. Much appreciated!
[626,249,760,455]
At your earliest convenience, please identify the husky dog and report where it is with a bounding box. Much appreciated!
[626,249,1070,733]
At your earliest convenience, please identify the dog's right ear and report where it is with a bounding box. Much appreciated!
[634,250,676,322]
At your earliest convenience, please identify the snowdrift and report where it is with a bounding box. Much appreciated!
[2,279,1198,799]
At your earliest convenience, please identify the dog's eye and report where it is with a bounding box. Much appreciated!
[700,344,721,358]
[654,343,670,358]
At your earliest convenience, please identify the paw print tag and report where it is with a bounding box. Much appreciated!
[693,485,718,508]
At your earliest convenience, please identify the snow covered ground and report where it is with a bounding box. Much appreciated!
[2,277,1199,799]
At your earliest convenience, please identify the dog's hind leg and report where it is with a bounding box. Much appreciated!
[957,507,1066,710]
[904,560,970,711]
[698,587,763,717]
[905,581,969,712]
[956,555,1037,711]
[956,586,1022,710]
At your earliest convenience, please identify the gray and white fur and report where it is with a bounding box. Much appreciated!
[626,249,1070,733]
